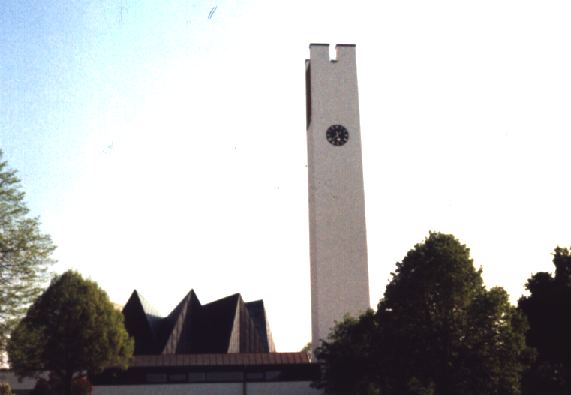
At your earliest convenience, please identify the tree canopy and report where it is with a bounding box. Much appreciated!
[315,232,532,395]
[518,246,571,395]
[314,309,379,394]
[0,151,55,358]
[7,271,133,395]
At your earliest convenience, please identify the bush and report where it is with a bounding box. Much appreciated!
[71,376,92,395]
[30,378,54,395]
[0,382,12,395]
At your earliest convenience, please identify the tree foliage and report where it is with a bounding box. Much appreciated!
[518,246,571,395]
[314,310,380,394]
[0,152,55,356]
[315,232,532,395]
[7,271,133,395]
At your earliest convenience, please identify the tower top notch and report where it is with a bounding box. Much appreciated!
[308,43,356,63]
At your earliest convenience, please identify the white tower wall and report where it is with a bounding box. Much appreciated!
[306,44,370,351]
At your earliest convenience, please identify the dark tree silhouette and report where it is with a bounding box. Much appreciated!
[519,247,571,395]
[315,232,532,395]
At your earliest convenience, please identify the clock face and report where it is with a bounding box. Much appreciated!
[326,125,349,146]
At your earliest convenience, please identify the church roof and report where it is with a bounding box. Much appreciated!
[123,290,276,355]
[128,352,310,367]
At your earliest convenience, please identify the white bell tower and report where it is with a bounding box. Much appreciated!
[306,44,370,352]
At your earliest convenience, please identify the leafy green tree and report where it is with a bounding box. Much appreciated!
[0,151,55,357]
[314,310,379,395]
[7,271,133,395]
[377,232,531,395]
[315,232,532,395]
[518,246,571,395]
[301,341,313,361]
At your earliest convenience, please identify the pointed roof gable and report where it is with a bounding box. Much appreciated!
[122,290,159,355]
[191,293,241,353]
[160,290,201,354]
[245,300,276,352]
[122,290,276,356]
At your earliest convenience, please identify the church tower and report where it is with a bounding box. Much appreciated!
[306,44,370,351]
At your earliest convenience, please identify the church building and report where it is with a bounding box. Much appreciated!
[0,43,373,395]
[89,42,370,395]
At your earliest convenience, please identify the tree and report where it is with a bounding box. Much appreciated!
[0,151,55,358]
[314,310,380,394]
[518,246,571,395]
[7,271,133,395]
[301,341,313,361]
[315,232,532,395]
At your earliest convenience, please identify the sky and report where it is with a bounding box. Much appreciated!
[1,0,570,352]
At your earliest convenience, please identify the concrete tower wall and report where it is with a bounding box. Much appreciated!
[306,44,370,350]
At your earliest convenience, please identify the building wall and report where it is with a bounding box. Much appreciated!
[306,43,370,349]
[0,371,321,395]
[93,381,320,395]
[0,370,47,394]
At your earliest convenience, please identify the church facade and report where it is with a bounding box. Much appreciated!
[91,291,318,394]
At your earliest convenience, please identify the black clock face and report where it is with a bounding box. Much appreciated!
[326,125,349,146]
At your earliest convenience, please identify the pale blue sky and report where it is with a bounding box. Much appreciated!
[1,0,571,351]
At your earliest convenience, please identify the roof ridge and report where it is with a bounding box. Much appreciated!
[203,292,241,307]
[167,289,199,319]
[132,290,162,318]
[161,291,199,354]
